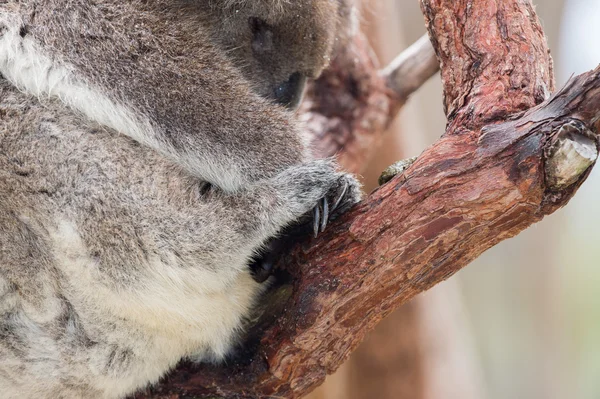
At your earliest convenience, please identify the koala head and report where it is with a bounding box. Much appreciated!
[201,0,354,110]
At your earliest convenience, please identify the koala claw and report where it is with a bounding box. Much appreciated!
[320,197,329,233]
[312,177,357,238]
[331,179,349,214]
[312,203,321,238]
[312,196,330,238]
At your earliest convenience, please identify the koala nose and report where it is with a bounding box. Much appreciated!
[273,72,307,110]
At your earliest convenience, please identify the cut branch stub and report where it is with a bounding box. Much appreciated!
[545,120,597,190]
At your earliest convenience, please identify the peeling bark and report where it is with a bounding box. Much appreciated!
[136,0,600,398]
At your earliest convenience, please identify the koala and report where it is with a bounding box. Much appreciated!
[0,1,361,398]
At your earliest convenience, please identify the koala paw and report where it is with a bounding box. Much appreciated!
[250,163,361,283]
[311,173,361,238]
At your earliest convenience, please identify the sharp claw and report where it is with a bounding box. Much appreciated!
[320,197,329,232]
[313,205,320,238]
[331,180,349,213]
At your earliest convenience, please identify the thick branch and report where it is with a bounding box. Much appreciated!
[138,1,600,398]
[421,0,554,127]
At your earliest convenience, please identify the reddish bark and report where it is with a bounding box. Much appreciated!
[300,31,398,172]
[302,32,438,174]
[137,0,600,398]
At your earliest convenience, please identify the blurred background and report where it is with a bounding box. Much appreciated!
[307,1,600,398]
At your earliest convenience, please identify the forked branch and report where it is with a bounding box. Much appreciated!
[138,0,600,398]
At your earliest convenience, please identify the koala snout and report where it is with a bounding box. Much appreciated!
[273,72,307,110]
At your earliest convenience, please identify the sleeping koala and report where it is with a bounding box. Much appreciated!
[0,1,361,398]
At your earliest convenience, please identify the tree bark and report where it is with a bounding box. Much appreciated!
[137,0,600,398]
[327,5,486,397]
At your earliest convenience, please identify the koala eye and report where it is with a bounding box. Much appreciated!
[247,17,307,110]
[273,72,307,110]
[249,17,273,53]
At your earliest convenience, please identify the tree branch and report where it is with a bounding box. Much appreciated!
[381,33,439,105]
[138,0,600,398]
[302,31,439,172]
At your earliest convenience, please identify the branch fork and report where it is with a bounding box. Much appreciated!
[138,1,600,398]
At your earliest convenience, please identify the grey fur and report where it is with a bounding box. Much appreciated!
[0,1,361,398]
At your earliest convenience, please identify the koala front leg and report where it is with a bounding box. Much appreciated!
[263,159,362,235]
[221,159,362,259]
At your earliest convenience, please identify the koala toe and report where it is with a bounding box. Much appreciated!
[328,173,363,219]
[311,172,362,238]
